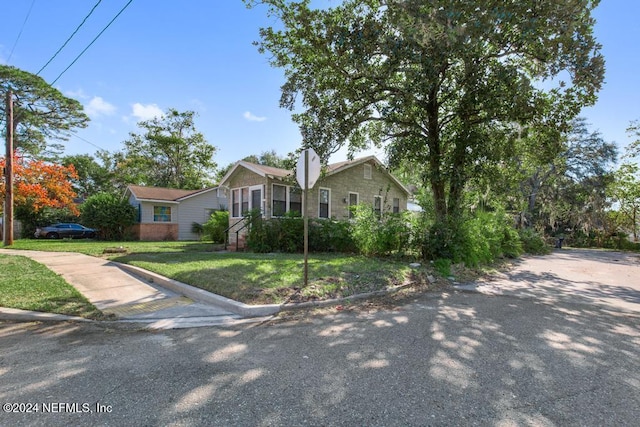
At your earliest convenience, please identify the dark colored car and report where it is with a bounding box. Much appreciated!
[34,223,97,239]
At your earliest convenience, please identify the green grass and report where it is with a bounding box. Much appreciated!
[0,254,103,319]
[6,239,432,306]
[113,251,416,304]
[8,239,222,257]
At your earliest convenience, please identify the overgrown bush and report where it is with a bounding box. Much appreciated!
[519,228,550,254]
[460,210,523,266]
[246,211,355,253]
[432,258,452,277]
[309,218,356,253]
[350,205,411,256]
[80,193,137,240]
[422,210,523,266]
[423,218,467,262]
[202,210,229,243]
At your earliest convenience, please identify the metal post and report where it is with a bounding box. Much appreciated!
[303,149,309,287]
[4,89,14,246]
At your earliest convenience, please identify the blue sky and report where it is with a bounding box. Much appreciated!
[1,0,638,168]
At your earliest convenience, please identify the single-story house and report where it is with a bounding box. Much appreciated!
[219,155,411,249]
[125,185,227,241]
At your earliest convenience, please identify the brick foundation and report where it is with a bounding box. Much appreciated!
[132,223,178,241]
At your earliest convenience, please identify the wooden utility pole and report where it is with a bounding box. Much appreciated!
[3,89,14,246]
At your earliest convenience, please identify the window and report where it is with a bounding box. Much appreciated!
[348,192,359,219]
[231,186,263,218]
[273,184,287,217]
[364,164,372,179]
[373,196,382,218]
[272,184,302,217]
[232,189,240,217]
[241,188,249,215]
[393,198,400,214]
[319,188,330,218]
[154,206,171,222]
[289,188,302,215]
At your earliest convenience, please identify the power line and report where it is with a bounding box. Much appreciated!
[70,132,108,152]
[50,0,134,85]
[37,0,104,76]
[6,0,36,64]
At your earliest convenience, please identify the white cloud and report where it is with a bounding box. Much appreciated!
[65,88,88,99]
[243,111,267,122]
[131,103,164,121]
[85,96,116,117]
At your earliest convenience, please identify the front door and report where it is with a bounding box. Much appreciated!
[250,185,263,214]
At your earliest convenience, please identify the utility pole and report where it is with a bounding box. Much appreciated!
[3,89,14,246]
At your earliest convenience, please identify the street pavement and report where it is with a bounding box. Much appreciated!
[0,248,639,426]
[456,248,640,314]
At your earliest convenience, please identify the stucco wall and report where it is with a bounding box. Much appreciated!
[310,160,408,219]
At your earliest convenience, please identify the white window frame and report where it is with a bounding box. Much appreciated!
[249,185,264,215]
[318,187,331,219]
[272,184,303,217]
[364,164,372,179]
[231,185,264,218]
[272,183,288,217]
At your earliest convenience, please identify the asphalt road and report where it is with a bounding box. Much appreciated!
[1,249,639,426]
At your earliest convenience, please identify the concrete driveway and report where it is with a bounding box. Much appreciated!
[464,249,640,314]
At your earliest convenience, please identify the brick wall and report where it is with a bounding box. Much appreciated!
[131,223,179,241]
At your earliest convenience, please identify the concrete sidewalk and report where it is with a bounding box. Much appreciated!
[0,249,278,329]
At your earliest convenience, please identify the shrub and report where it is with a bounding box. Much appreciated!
[461,210,523,266]
[423,218,466,262]
[309,218,355,253]
[80,193,137,240]
[350,205,411,256]
[422,210,522,266]
[202,210,229,243]
[433,258,452,277]
[519,228,550,255]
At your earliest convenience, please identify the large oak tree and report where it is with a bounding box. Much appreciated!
[246,0,605,232]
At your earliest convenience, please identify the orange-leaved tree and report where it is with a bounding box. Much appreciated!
[0,154,79,233]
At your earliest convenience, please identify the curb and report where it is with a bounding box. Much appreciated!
[280,282,417,310]
[113,262,281,318]
[0,307,94,323]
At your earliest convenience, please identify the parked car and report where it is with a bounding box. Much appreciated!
[34,223,97,239]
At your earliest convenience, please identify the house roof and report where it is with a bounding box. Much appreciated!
[220,155,411,195]
[126,185,219,203]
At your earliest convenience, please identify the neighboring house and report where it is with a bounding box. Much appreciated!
[219,155,411,249]
[125,185,227,241]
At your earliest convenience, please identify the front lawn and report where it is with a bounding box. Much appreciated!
[8,239,221,257]
[112,251,427,305]
[6,239,439,305]
[0,254,103,319]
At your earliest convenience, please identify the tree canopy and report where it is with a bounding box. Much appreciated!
[1,65,89,159]
[247,0,605,229]
[118,109,218,189]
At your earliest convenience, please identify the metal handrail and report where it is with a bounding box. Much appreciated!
[223,215,255,251]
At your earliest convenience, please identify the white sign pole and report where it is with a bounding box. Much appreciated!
[303,150,309,287]
[296,148,320,289]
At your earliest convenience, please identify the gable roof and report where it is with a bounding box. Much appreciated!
[126,185,220,203]
[220,155,410,195]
